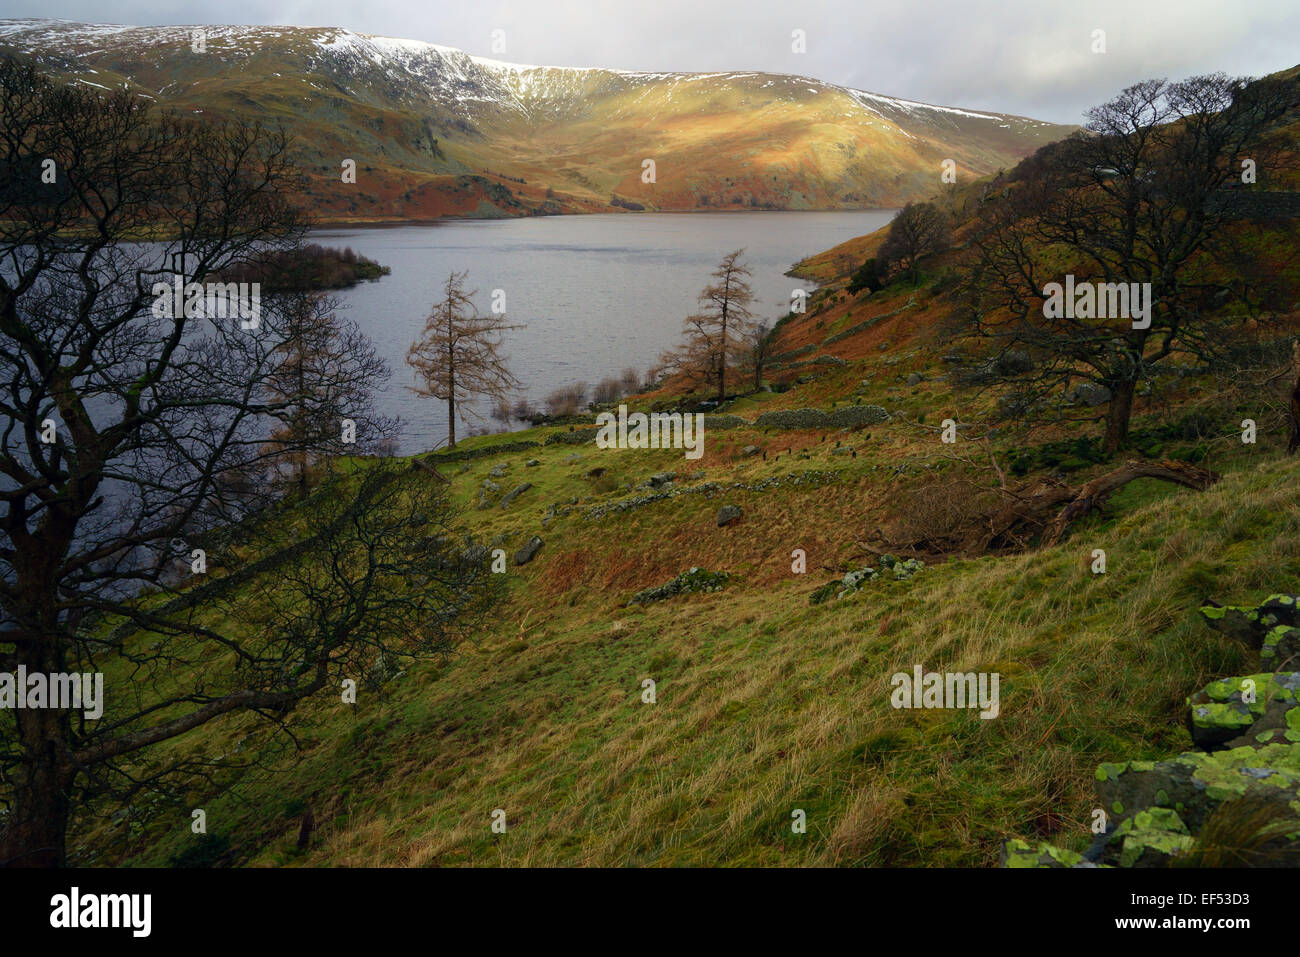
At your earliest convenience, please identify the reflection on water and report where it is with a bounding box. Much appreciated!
[315,210,896,455]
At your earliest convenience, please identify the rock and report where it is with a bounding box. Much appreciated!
[753,406,890,430]
[892,558,925,580]
[1094,742,1300,837]
[1200,594,1300,650]
[488,464,509,478]
[481,479,501,493]
[742,445,761,456]
[364,652,402,691]
[1262,625,1300,667]
[906,372,924,386]
[717,505,743,527]
[564,453,583,463]
[831,446,852,455]
[514,536,544,565]
[1187,675,1268,749]
[460,543,490,565]
[1112,808,1194,868]
[1001,838,1084,868]
[630,567,730,605]
[1065,381,1112,407]
[525,459,540,467]
[648,472,677,488]
[499,483,533,509]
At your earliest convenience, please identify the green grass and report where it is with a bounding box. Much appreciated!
[74,413,1300,866]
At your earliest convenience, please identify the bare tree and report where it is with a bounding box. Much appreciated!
[406,271,523,448]
[544,382,587,418]
[965,73,1297,452]
[743,320,772,391]
[661,249,758,402]
[0,58,496,867]
[593,376,623,406]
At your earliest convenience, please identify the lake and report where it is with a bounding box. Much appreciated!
[314,210,896,455]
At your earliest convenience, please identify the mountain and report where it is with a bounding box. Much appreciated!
[0,19,1078,221]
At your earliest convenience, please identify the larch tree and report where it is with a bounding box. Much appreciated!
[263,289,393,499]
[661,249,759,402]
[406,271,523,448]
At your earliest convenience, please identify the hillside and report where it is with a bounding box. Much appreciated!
[73,404,1300,867]
[0,19,1076,221]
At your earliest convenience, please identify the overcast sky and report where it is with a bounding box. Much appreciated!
[6,0,1299,123]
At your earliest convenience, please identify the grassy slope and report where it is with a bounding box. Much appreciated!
[80,402,1300,867]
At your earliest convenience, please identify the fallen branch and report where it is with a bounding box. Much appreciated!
[1040,459,1221,547]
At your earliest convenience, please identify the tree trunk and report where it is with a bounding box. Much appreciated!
[1041,459,1221,547]
[1103,378,1137,453]
[1288,344,1300,455]
[2,643,74,867]
[447,393,456,449]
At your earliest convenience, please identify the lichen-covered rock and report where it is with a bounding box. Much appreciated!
[1262,625,1300,667]
[1064,382,1112,408]
[630,567,730,605]
[891,558,925,580]
[1187,672,1300,749]
[1200,594,1300,649]
[648,472,677,488]
[1111,808,1194,868]
[1096,743,1300,835]
[1000,839,1084,868]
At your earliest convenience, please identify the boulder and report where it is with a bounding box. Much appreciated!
[906,372,924,386]
[648,472,677,488]
[742,445,761,456]
[1200,594,1300,650]
[1000,839,1084,868]
[1065,382,1112,407]
[716,505,743,527]
[1095,742,1300,836]
[629,567,730,605]
[514,536,544,565]
[1112,808,1194,868]
[500,483,533,509]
